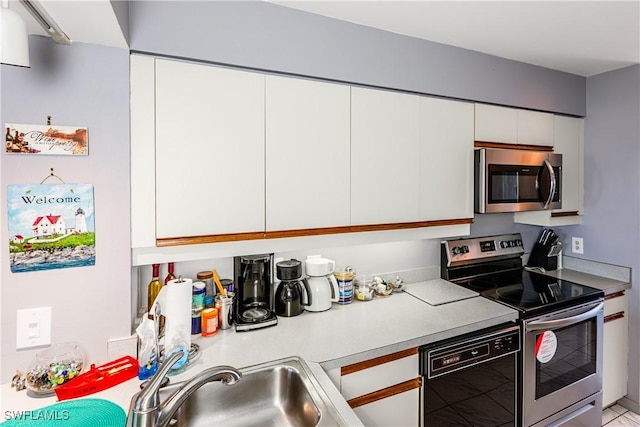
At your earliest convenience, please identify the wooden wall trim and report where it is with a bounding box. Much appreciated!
[347,378,422,409]
[604,291,626,300]
[341,347,418,376]
[156,218,473,247]
[474,141,554,152]
[604,312,625,323]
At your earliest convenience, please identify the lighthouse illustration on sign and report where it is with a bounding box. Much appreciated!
[74,207,88,233]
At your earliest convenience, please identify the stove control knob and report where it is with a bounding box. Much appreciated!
[462,245,469,254]
[452,246,462,255]
[500,241,509,249]
[516,239,522,246]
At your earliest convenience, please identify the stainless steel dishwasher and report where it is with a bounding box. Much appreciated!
[420,323,521,427]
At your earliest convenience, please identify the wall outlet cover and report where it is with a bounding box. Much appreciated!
[107,335,138,360]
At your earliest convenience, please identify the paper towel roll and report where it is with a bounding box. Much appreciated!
[150,278,192,369]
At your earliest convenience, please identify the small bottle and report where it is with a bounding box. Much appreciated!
[197,271,215,308]
[147,264,162,319]
[191,282,206,335]
[164,262,177,285]
[5,127,13,142]
[201,307,219,337]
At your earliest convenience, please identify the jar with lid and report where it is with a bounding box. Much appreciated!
[201,307,218,337]
[196,271,215,308]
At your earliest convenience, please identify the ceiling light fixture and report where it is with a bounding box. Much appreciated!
[0,0,30,67]
[20,0,70,45]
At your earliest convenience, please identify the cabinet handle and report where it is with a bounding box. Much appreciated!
[347,378,422,409]
[604,291,626,301]
[604,312,625,323]
[341,348,418,376]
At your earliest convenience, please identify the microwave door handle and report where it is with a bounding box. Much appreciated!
[525,302,603,332]
[540,159,557,209]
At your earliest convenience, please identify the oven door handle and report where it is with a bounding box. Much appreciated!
[526,302,603,332]
[540,159,557,209]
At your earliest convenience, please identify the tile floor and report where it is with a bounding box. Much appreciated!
[603,405,640,426]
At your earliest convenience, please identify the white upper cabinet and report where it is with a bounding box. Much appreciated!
[155,59,265,238]
[514,116,584,226]
[475,104,554,146]
[474,104,518,144]
[350,87,420,225]
[265,76,351,231]
[552,116,583,213]
[419,97,474,220]
[517,109,555,146]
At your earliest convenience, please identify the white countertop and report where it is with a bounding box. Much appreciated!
[1,279,519,425]
[544,268,630,294]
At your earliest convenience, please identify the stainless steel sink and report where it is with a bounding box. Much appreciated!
[160,356,346,426]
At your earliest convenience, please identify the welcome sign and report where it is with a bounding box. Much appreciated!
[7,184,96,273]
[5,124,88,156]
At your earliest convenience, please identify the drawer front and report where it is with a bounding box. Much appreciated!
[341,349,418,400]
[604,292,627,317]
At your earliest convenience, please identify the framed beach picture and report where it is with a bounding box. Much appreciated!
[7,184,95,273]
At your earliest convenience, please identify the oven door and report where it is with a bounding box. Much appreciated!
[522,300,603,426]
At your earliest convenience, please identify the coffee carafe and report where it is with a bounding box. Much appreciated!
[234,254,278,331]
[305,256,340,312]
[275,259,312,317]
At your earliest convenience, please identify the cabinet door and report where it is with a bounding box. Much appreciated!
[155,59,265,238]
[265,76,350,231]
[352,386,420,427]
[603,293,628,407]
[517,109,554,146]
[474,104,517,144]
[553,116,583,213]
[351,87,420,225]
[419,97,474,220]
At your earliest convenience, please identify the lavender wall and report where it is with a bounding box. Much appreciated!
[128,0,586,116]
[0,37,131,382]
[566,64,640,408]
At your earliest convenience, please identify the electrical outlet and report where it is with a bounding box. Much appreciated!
[107,335,138,360]
[572,237,584,254]
[16,307,51,350]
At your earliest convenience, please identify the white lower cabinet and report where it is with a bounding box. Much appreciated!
[602,291,628,408]
[352,386,420,427]
[339,348,421,426]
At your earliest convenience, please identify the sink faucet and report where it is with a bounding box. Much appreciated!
[126,350,242,427]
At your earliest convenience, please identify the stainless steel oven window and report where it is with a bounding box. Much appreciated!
[534,318,597,399]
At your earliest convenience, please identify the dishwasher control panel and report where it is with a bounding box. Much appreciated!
[422,325,520,379]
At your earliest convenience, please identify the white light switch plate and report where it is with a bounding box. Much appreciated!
[16,307,51,350]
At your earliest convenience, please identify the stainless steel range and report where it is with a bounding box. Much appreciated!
[441,233,604,427]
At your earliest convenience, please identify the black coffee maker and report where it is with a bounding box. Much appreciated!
[233,253,278,331]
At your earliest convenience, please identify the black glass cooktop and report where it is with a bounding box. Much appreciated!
[455,270,603,318]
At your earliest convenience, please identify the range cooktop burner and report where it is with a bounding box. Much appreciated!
[442,233,604,318]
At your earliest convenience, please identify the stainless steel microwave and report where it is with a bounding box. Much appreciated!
[475,148,562,213]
